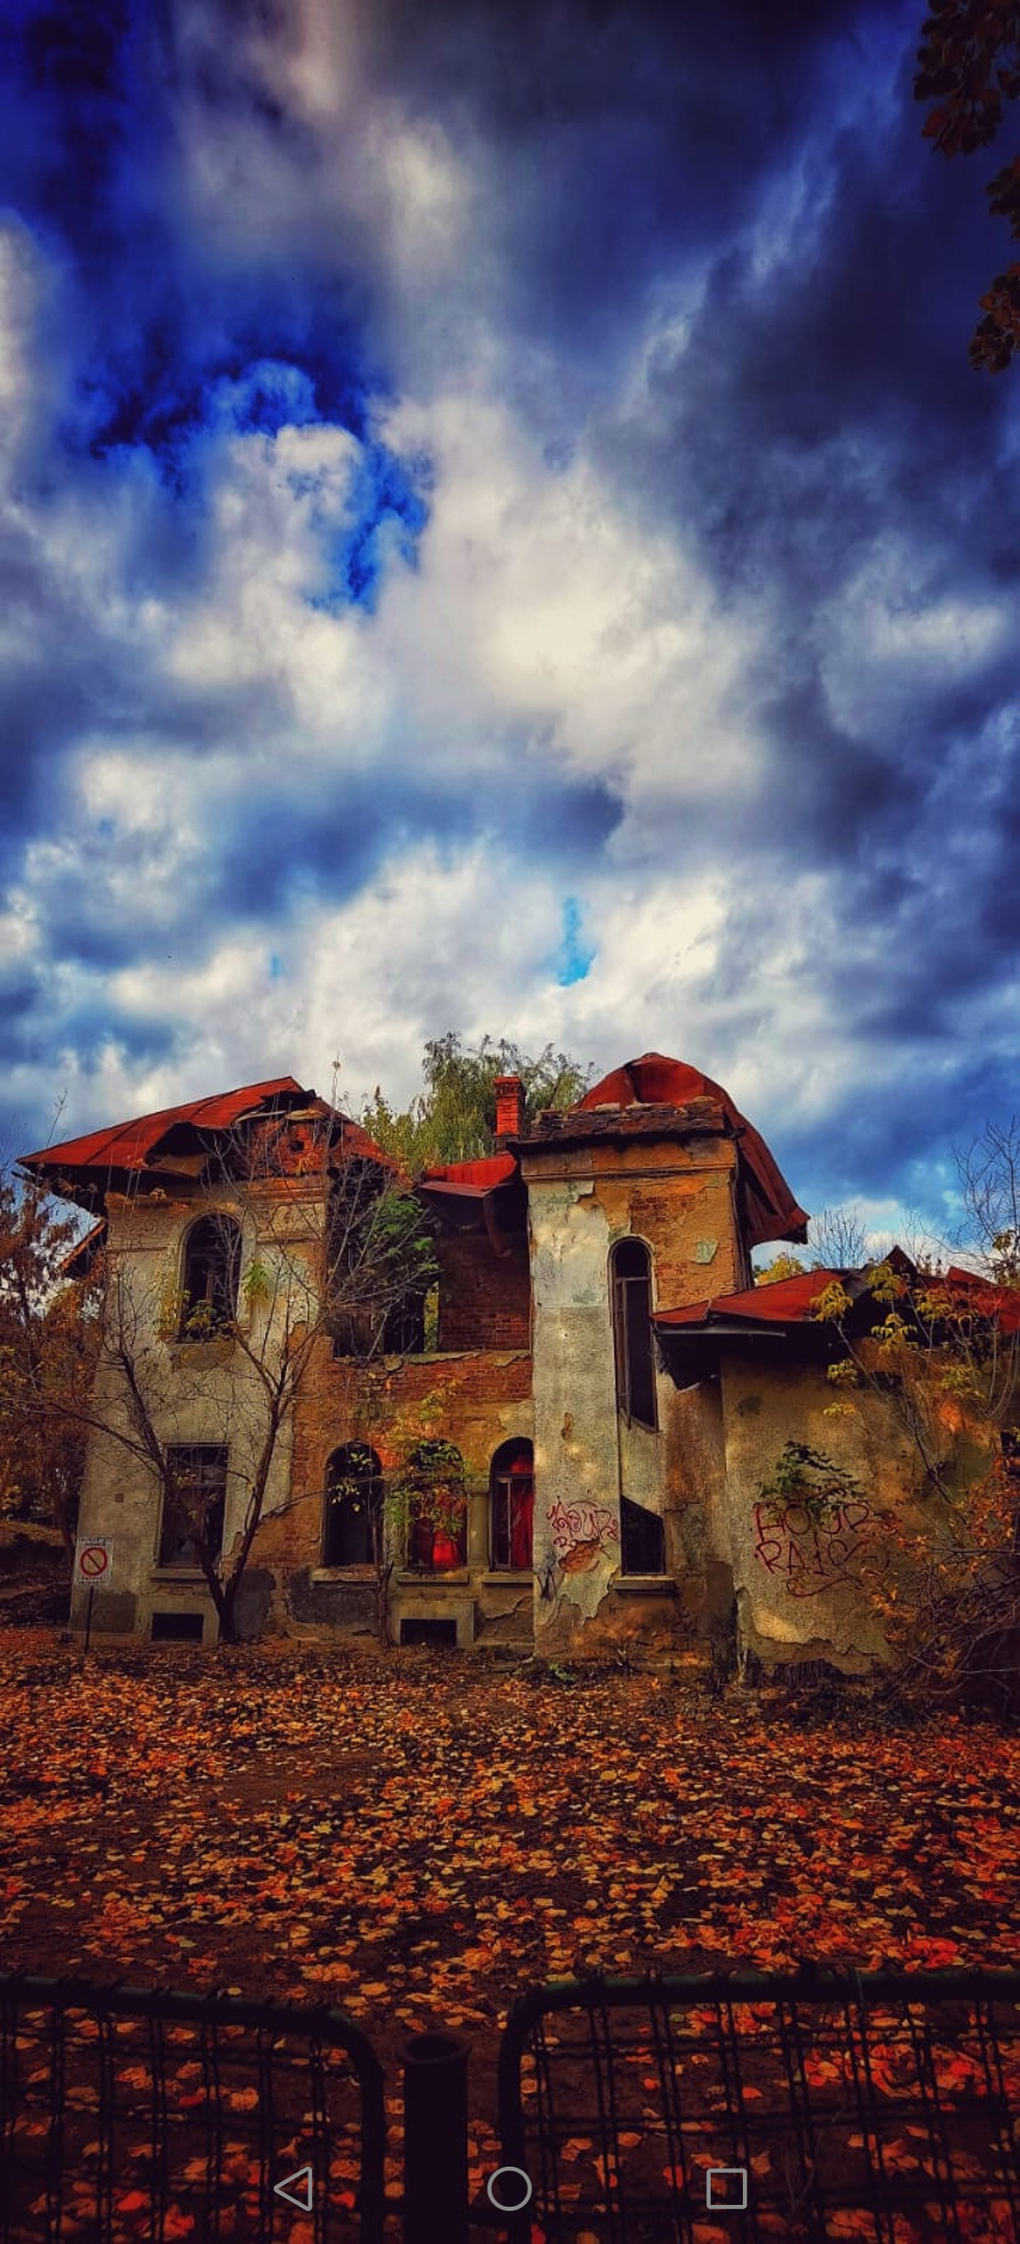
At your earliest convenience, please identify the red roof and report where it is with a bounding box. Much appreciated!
[20,1077,310,1177]
[656,1269,842,1328]
[419,1153,518,1190]
[943,1266,1020,1334]
[574,1053,808,1249]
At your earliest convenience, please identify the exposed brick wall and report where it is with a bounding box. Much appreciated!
[289,1336,533,1562]
[437,1231,531,1350]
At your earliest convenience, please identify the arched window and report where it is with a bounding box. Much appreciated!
[404,1440,466,1572]
[611,1238,657,1430]
[180,1216,241,1339]
[324,1445,383,1567]
[490,1439,534,1570]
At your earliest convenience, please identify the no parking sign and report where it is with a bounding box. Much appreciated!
[75,1537,114,1589]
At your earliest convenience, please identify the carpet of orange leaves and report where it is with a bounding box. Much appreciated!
[1,1630,1019,2238]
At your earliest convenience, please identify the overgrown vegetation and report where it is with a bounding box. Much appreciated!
[358,1031,593,1170]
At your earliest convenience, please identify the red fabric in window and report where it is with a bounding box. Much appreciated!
[509,1481,533,1568]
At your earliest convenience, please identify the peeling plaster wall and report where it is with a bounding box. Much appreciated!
[71,1187,306,1645]
[719,1354,935,1673]
[525,1136,746,1657]
[528,1177,621,1648]
[663,1374,734,1637]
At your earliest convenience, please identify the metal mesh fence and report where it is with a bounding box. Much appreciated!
[0,1974,385,2244]
[497,1967,1020,2243]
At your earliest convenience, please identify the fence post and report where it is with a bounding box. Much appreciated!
[402,2029,469,2244]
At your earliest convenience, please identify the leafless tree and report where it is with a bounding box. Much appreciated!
[808,1204,870,1270]
[10,1094,437,1642]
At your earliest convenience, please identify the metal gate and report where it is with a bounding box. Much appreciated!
[4,1965,1020,2242]
[0,1972,386,2244]
[497,1966,1020,2242]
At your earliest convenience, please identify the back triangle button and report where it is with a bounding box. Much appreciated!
[274,2164,313,2211]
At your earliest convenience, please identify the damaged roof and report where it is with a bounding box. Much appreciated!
[416,1149,525,1239]
[18,1078,389,1208]
[21,1078,310,1179]
[516,1052,809,1249]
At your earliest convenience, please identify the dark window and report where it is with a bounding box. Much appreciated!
[620,1495,666,1575]
[490,1439,534,1569]
[400,1618,458,1647]
[159,1446,227,1568]
[611,1238,658,1430]
[180,1216,241,1338]
[405,1441,466,1572]
[324,1444,383,1567]
[151,1611,204,1642]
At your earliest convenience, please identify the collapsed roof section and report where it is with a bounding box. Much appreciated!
[514,1052,810,1249]
[415,1150,527,1250]
[19,1079,392,1211]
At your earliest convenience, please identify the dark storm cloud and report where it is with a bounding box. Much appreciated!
[2,0,1020,1231]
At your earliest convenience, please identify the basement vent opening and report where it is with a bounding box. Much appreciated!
[400,1618,458,1648]
[151,1611,204,1643]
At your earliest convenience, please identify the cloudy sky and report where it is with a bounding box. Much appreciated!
[1,0,1018,1252]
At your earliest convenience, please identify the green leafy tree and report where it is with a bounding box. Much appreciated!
[359,1032,593,1171]
[915,1,1020,369]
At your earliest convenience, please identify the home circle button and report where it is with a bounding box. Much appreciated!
[486,2166,533,2212]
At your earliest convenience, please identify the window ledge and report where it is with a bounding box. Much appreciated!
[311,1567,375,1584]
[150,1568,209,1584]
[481,1571,533,1587]
[612,1575,676,1596]
[394,1570,471,1587]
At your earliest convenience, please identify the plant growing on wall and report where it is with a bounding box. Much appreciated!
[755,1441,866,1529]
[388,1436,469,1574]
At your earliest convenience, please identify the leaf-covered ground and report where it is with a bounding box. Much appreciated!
[2,1631,1019,2236]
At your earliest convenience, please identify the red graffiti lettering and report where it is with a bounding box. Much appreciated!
[752,1499,872,1598]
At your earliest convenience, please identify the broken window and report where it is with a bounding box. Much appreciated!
[159,1445,227,1568]
[323,1444,383,1567]
[327,1160,437,1359]
[490,1439,534,1570]
[179,1216,241,1339]
[620,1494,666,1575]
[404,1440,467,1572]
[611,1238,658,1430]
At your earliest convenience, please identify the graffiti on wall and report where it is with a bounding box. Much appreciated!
[752,1498,873,1599]
[547,1498,619,1577]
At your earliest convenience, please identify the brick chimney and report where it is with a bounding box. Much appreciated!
[494,1074,525,1143]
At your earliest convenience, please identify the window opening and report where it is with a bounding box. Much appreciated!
[620,1494,666,1575]
[611,1238,658,1430]
[160,1446,227,1568]
[180,1216,241,1338]
[400,1618,458,1647]
[151,1611,204,1642]
[404,1440,466,1572]
[490,1439,534,1569]
[323,1444,383,1567]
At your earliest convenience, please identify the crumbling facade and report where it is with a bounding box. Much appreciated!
[21,1053,991,1671]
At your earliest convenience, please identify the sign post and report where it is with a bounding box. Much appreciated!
[74,1538,114,1652]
